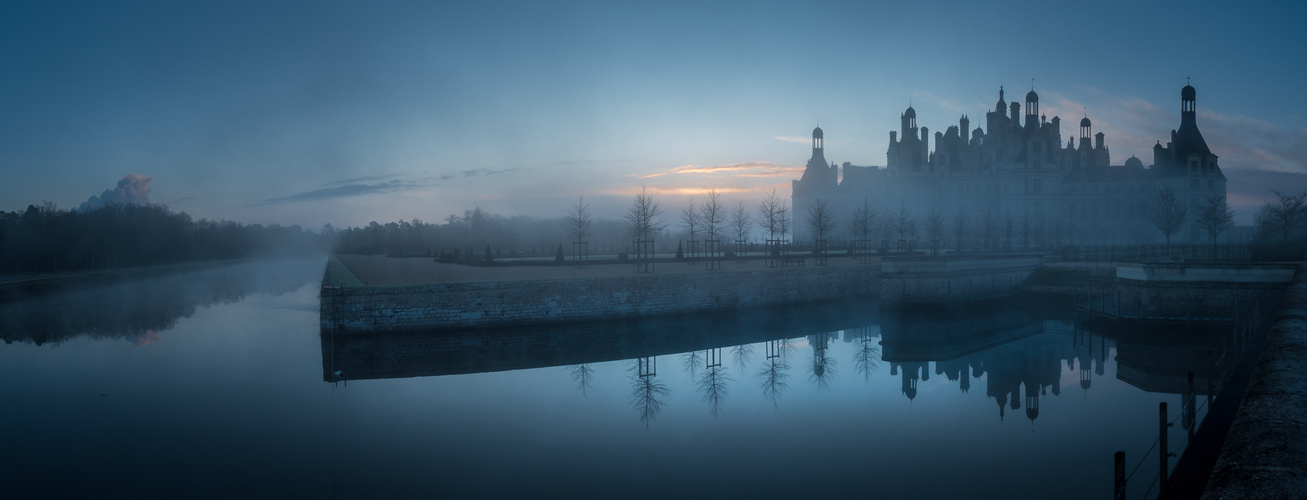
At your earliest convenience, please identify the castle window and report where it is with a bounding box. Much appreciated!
[1208,179,1215,191]
[1034,179,1042,194]
[1034,142,1042,154]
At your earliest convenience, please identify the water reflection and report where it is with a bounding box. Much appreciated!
[629,357,668,426]
[697,348,731,416]
[0,258,322,345]
[681,350,702,377]
[569,363,594,397]
[848,327,881,382]
[321,297,1256,429]
[807,333,838,389]
[321,300,877,382]
[756,339,791,408]
[729,343,753,372]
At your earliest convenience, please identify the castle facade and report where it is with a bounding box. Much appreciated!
[790,84,1226,246]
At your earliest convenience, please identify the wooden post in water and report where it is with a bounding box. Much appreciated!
[1114,451,1126,500]
[1187,372,1197,445]
[1160,402,1170,498]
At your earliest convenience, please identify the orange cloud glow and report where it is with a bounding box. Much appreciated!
[639,161,804,179]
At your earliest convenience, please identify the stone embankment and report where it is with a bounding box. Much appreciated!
[1202,263,1307,499]
[321,256,877,332]
[879,254,1043,308]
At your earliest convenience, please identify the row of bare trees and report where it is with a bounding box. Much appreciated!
[563,185,1304,260]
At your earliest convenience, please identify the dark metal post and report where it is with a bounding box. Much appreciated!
[1114,451,1126,500]
[1160,402,1169,498]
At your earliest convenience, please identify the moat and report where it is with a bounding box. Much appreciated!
[0,258,1274,498]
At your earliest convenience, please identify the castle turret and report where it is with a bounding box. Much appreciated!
[1025,89,1039,128]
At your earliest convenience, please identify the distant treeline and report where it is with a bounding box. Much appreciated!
[332,207,635,257]
[0,202,327,275]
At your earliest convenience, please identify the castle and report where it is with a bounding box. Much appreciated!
[790,84,1226,246]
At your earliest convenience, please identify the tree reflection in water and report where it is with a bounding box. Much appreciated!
[569,363,594,397]
[697,348,732,417]
[756,339,792,408]
[629,357,669,427]
[808,333,838,390]
[680,350,702,377]
[850,328,881,382]
[730,343,753,373]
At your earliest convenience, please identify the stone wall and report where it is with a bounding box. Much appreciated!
[1114,263,1297,319]
[878,255,1043,308]
[1202,264,1307,499]
[321,300,879,381]
[320,266,877,332]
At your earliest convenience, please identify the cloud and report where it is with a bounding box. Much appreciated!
[601,186,755,197]
[461,167,521,177]
[775,136,814,144]
[323,174,402,186]
[255,180,414,205]
[256,168,524,206]
[1197,111,1307,175]
[1224,168,1307,218]
[78,174,153,211]
[912,90,972,114]
[639,161,804,179]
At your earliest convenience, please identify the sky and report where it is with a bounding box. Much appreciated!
[2,0,1304,228]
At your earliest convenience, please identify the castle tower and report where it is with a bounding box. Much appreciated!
[901,106,917,138]
[1025,88,1039,128]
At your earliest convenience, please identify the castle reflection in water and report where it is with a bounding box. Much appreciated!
[322,298,1251,426]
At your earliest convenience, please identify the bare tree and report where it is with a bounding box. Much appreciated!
[925,207,945,255]
[980,211,999,250]
[757,188,781,240]
[680,196,702,244]
[1196,196,1234,251]
[1255,189,1307,243]
[805,199,836,243]
[1149,186,1188,248]
[848,196,878,243]
[729,200,753,244]
[951,208,971,252]
[623,185,667,240]
[888,202,913,251]
[777,201,793,242]
[700,188,725,241]
[1020,213,1032,250]
[564,196,592,243]
[1003,213,1015,251]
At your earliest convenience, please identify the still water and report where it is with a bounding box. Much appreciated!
[0,259,1247,499]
